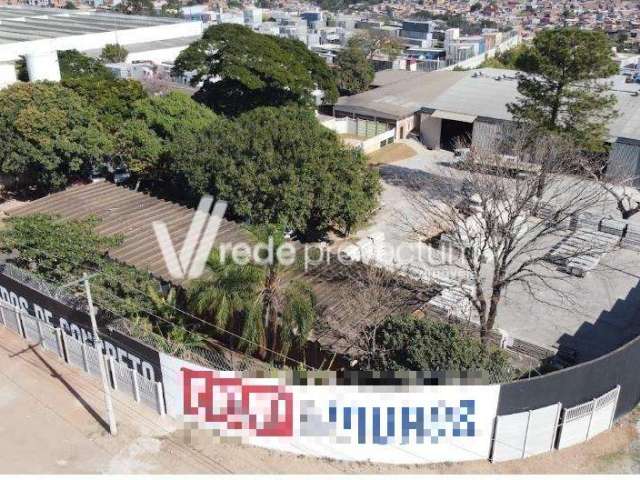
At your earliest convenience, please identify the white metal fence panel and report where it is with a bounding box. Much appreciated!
[83,343,104,378]
[40,323,63,358]
[558,400,595,449]
[558,385,620,449]
[21,313,41,344]
[111,359,137,401]
[492,403,561,462]
[1,302,22,335]
[492,411,529,462]
[588,386,620,440]
[63,334,87,372]
[523,403,561,457]
[137,372,163,414]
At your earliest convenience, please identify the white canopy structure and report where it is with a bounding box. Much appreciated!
[0,6,203,87]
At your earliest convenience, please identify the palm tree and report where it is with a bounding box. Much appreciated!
[147,286,206,354]
[187,226,316,363]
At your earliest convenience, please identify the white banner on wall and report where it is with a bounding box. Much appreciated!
[160,353,501,464]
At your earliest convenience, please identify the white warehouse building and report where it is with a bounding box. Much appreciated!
[0,6,203,88]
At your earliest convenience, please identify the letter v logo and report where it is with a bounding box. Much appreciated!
[153,196,228,280]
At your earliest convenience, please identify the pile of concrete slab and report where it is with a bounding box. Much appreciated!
[426,285,475,323]
[569,212,601,231]
[621,224,640,251]
[547,229,619,277]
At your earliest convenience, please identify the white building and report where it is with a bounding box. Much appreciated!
[0,5,203,87]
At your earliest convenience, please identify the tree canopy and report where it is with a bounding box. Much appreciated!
[508,28,619,152]
[116,91,221,184]
[0,82,112,195]
[101,43,129,63]
[166,106,380,238]
[368,315,513,381]
[58,49,114,81]
[348,30,403,61]
[173,24,337,115]
[63,77,147,129]
[334,46,375,95]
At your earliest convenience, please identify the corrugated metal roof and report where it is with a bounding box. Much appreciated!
[7,182,253,284]
[336,67,640,142]
[335,70,466,120]
[6,181,430,357]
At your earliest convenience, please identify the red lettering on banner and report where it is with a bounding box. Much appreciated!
[181,368,293,437]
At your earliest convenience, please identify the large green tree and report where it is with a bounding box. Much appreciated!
[116,91,222,186]
[101,43,129,63]
[0,83,112,195]
[166,106,380,238]
[334,46,375,95]
[58,49,115,81]
[508,28,619,153]
[368,315,513,382]
[172,24,337,115]
[63,77,147,130]
[348,30,403,61]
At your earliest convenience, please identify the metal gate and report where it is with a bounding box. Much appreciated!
[492,403,562,462]
[557,385,620,449]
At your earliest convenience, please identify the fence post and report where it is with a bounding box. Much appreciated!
[155,382,166,416]
[131,369,141,402]
[521,410,532,458]
[551,402,562,450]
[585,399,596,442]
[608,386,621,430]
[16,309,26,339]
[80,343,89,373]
[54,328,64,359]
[109,357,118,390]
[36,320,44,346]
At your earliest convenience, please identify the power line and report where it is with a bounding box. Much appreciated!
[4,243,314,369]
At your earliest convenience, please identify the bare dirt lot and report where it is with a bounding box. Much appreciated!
[0,327,638,474]
[368,142,417,165]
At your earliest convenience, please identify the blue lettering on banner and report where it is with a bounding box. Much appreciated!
[308,400,476,445]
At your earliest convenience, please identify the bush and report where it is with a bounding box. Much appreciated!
[367,315,514,382]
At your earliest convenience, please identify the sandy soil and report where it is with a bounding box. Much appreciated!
[0,327,638,474]
[368,143,417,165]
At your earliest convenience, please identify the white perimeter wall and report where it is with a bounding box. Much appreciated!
[160,352,501,464]
[443,35,521,71]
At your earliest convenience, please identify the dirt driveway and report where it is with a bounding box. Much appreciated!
[0,327,638,474]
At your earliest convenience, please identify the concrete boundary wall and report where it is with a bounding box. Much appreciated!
[2,270,640,464]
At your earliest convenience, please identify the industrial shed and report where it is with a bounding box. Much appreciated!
[0,6,202,87]
[333,67,640,178]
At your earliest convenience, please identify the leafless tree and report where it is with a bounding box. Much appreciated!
[318,263,428,368]
[582,156,640,220]
[402,129,612,343]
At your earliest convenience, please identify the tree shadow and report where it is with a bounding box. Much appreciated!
[378,164,462,197]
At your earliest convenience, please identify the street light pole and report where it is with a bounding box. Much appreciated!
[83,272,118,436]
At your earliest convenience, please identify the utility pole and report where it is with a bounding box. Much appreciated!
[83,272,118,435]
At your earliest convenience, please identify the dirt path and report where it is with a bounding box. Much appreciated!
[0,327,637,474]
